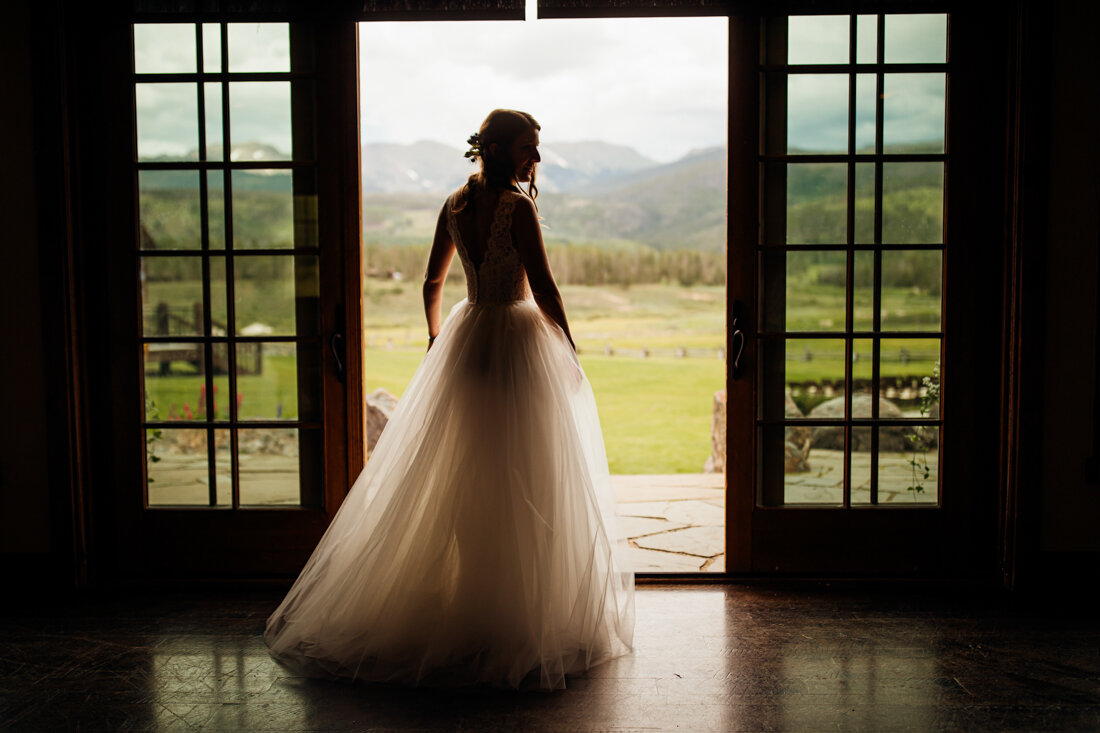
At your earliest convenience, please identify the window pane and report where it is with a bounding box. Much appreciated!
[788,16,850,65]
[140,171,201,250]
[229,82,292,161]
[881,250,942,331]
[882,162,943,244]
[788,74,849,154]
[883,73,945,153]
[786,250,846,332]
[236,342,299,420]
[142,257,203,336]
[884,14,947,64]
[213,428,231,505]
[787,163,847,244]
[239,428,299,505]
[879,339,940,411]
[231,169,293,248]
[201,23,222,73]
[134,24,196,74]
[227,23,290,72]
[207,171,225,248]
[209,257,228,334]
[761,337,846,422]
[855,74,876,152]
[854,163,875,244]
[856,15,877,63]
[147,428,208,506]
[204,82,223,161]
[878,425,938,504]
[136,83,198,162]
[852,338,873,388]
[144,342,205,418]
[850,426,871,503]
[211,343,231,420]
[785,338,847,419]
[853,252,874,331]
[801,343,856,472]
[760,424,842,506]
[234,255,318,337]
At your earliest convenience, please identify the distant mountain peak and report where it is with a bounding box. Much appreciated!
[360,139,704,195]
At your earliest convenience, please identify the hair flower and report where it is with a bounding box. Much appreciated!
[463,133,481,161]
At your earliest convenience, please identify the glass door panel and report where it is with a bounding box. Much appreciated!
[135,21,324,511]
[757,12,946,514]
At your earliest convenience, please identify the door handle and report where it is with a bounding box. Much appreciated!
[730,301,746,380]
[330,332,345,383]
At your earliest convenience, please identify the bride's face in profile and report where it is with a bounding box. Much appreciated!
[509,128,541,183]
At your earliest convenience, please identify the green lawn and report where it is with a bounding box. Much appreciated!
[145,352,301,421]
[362,347,723,474]
[142,279,940,473]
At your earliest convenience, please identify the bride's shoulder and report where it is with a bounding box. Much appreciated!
[508,192,537,219]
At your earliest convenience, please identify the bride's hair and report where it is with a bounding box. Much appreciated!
[454,109,540,213]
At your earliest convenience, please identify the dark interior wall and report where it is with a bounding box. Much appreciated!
[2,3,1097,579]
[1039,0,1100,551]
[0,0,52,554]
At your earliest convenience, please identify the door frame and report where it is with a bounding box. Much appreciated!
[29,1,1030,587]
[726,6,1017,577]
[89,15,365,581]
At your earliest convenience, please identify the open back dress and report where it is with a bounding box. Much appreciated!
[264,189,634,690]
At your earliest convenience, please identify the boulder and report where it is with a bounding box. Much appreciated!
[808,394,911,452]
[704,389,726,473]
[366,388,398,454]
[785,440,811,473]
[784,392,812,473]
[706,390,813,473]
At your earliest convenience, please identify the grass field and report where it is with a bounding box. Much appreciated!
[144,350,302,422]
[361,281,727,473]
[143,277,941,473]
[362,347,723,474]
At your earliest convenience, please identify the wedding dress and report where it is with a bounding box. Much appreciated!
[265,189,634,690]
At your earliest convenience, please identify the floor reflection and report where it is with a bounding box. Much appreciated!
[3,586,1099,731]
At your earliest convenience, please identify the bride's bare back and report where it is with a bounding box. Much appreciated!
[451,188,501,270]
[424,185,575,350]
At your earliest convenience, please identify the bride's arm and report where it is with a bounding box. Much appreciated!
[512,196,576,351]
[423,203,456,349]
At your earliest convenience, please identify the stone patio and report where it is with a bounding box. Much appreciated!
[146,448,936,574]
[612,473,726,573]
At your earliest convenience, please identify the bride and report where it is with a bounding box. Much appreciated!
[265,109,634,690]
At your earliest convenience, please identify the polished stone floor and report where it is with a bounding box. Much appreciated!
[2,584,1098,732]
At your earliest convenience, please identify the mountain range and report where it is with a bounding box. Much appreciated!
[362,141,727,253]
[361,140,662,194]
[160,139,728,252]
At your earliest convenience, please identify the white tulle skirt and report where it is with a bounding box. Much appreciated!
[265,298,634,690]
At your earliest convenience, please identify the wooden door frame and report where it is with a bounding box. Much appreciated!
[55,13,366,582]
[725,5,1019,578]
[538,1,1019,579]
[20,0,1039,588]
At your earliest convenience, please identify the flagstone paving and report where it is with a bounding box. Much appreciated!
[611,474,725,573]
[146,448,935,573]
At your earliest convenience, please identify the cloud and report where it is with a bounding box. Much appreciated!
[359,17,728,162]
[132,15,946,164]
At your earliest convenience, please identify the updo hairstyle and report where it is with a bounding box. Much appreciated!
[454,109,540,213]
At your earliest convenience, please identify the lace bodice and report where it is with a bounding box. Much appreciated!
[447,190,530,304]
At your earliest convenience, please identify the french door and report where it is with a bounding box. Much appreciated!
[726,9,1003,575]
[102,4,1005,580]
[115,18,363,578]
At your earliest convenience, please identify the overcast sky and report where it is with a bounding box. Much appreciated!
[133,13,946,163]
[359,15,729,163]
